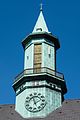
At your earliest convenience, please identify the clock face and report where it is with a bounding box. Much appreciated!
[25,93,46,112]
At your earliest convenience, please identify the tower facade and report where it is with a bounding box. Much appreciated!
[13,8,67,118]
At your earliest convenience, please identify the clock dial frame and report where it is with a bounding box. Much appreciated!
[25,93,46,112]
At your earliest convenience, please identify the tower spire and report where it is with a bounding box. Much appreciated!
[32,2,49,33]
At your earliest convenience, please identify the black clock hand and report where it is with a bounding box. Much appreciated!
[33,97,36,105]
[35,99,41,104]
[33,97,41,106]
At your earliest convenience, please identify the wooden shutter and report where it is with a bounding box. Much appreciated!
[34,44,42,73]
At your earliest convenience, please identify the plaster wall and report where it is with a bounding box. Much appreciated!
[24,44,34,69]
[42,43,55,70]
[45,87,61,115]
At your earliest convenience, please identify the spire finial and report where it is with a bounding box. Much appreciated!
[40,3,43,11]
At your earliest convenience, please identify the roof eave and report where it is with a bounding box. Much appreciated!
[22,32,60,50]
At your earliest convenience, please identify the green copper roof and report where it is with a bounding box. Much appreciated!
[32,10,49,33]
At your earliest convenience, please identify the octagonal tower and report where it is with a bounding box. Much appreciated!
[13,7,67,119]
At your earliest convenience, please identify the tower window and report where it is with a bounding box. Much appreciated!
[48,46,51,58]
[49,54,51,58]
[20,85,23,91]
[36,28,42,32]
[27,56,29,60]
[32,81,39,86]
[53,85,56,89]
[36,81,39,85]
[50,83,52,87]
[32,81,35,86]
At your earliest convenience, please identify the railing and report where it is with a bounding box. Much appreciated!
[14,67,64,83]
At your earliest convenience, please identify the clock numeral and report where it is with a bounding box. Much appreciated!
[41,103,45,106]
[41,96,44,98]
[42,99,45,102]
[26,104,29,107]
[38,93,41,96]
[29,107,32,110]
[38,106,41,109]
[25,100,29,102]
[30,94,33,96]
[26,97,29,100]
[34,93,37,95]
[33,108,37,111]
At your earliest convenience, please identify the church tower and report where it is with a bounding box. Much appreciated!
[13,6,67,118]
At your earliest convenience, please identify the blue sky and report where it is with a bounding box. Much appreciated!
[0,0,80,104]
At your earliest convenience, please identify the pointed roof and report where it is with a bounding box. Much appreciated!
[32,8,49,33]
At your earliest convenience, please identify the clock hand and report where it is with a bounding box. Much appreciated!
[35,99,41,104]
[33,97,41,106]
[33,97,36,105]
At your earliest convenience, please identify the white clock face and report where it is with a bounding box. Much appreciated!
[25,93,46,112]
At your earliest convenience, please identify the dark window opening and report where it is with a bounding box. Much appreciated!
[27,56,29,60]
[36,28,42,31]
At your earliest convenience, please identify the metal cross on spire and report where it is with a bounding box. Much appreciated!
[40,2,43,11]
